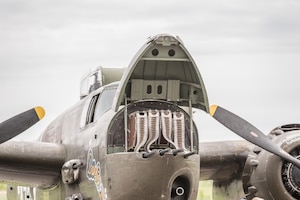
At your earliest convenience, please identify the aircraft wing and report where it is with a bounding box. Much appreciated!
[200,140,251,181]
[0,140,65,189]
[199,140,253,199]
[0,106,65,189]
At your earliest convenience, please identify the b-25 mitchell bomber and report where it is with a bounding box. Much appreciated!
[1,33,300,200]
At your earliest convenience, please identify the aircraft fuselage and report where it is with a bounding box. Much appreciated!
[30,34,209,200]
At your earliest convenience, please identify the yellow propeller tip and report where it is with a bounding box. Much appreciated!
[209,105,218,116]
[34,106,45,120]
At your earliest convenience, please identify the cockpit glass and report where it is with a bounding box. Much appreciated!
[93,88,117,121]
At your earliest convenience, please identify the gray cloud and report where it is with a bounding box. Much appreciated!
[1,0,300,141]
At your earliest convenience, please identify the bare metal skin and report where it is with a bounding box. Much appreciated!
[0,34,299,200]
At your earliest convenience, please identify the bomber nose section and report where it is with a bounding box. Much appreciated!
[108,33,209,156]
[104,34,204,199]
[105,152,198,200]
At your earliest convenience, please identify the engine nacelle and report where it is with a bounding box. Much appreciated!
[243,124,300,200]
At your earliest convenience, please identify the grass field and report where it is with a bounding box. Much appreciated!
[0,181,212,200]
[0,183,6,200]
[197,181,213,200]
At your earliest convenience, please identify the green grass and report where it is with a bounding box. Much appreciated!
[0,183,5,191]
[0,181,212,200]
[197,181,213,200]
[0,183,6,200]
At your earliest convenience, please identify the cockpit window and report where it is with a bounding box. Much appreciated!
[85,95,98,124]
[93,87,117,121]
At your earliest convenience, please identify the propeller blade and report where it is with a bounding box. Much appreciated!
[0,106,45,143]
[210,104,300,169]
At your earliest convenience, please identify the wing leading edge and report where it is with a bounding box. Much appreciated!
[0,140,65,189]
[199,140,253,199]
[200,140,251,181]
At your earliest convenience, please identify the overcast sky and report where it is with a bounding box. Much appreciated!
[1,0,300,141]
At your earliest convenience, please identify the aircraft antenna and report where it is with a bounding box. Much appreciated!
[189,96,194,152]
[124,95,128,152]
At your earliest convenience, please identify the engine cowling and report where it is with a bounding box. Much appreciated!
[243,124,300,200]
